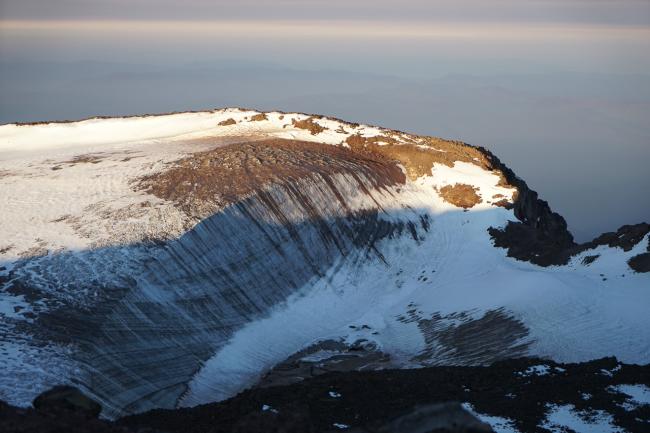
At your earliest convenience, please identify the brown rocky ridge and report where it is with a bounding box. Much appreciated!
[15,107,639,270]
[10,107,643,270]
[291,117,327,135]
[437,184,482,209]
[137,138,405,219]
[249,113,268,121]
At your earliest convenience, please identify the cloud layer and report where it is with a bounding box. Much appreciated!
[1,0,649,26]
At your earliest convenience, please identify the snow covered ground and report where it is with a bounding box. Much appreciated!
[541,404,625,433]
[0,109,648,418]
[462,403,519,433]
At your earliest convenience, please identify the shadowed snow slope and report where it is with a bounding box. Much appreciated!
[0,108,648,418]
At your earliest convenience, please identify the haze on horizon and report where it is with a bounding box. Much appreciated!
[1,0,649,242]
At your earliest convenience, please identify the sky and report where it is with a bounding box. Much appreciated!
[1,0,649,24]
[0,0,649,241]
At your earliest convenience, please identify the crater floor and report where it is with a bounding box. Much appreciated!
[0,108,648,419]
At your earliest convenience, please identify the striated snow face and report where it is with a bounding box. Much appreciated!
[0,109,648,417]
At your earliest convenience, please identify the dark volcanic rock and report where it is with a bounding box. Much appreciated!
[32,386,102,418]
[119,357,649,433]
[584,223,650,252]
[0,399,138,433]
[576,222,650,272]
[629,252,650,273]
[479,148,576,266]
[489,178,650,268]
[483,145,649,269]
[361,402,494,433]
[488,220,573,266]
[3,357,649,433]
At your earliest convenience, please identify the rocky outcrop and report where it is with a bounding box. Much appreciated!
[341,126,577,265]
[581,223,650,252]
[475,148,575,266]
[4,357,649,433]
[359,403,494,433]
[437,184,482,209]
[580,223,650,273]
[218,118,237,126]
[483,149,650,268]
[33,386,102,418]
[0,387,131,433]
[119,357,648,433]
[629,253,650,272]
[137,138,405,219]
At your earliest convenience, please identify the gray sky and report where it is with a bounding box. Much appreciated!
[1,0,649,25]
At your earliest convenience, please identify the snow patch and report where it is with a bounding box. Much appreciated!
[611,384,650,410]
[540,404,623,433]
[461,403,520,433]
[517,364,566,377]
[261,404,278,413]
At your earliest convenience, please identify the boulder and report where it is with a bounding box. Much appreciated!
[33,386,102,418]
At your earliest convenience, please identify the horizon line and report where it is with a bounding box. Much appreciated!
[2,19,649,41]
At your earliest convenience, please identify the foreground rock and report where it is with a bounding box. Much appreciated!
[32,385,102,418]
[3,357,648,432]
[1,390,135,433]
[123,357,650,433]
[359,402,494,433]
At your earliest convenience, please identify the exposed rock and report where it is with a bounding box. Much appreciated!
[488,221,572,267]
[292,117,327,135]
[490,204,649,267]
[582,223,650,252]
[577,223,649,272]
[33,386,102,418]
[366,402,494,433]
[491,199,511,209]
[249,113,268,121]
[581,254,600,265]
[137,138,405,218]
[0,401,140,433]
[218,118,237,126]
[629,252,650,273]
[117,357,649,433]
[257,339,392,389]
[345,134,492,181]
[437,184,482,209]
[60,153,107,166]
[341,132,576,266]
[229,410,315,433]
[484,150,575,266]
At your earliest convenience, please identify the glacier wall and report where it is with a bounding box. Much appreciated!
[3,171,416,416]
